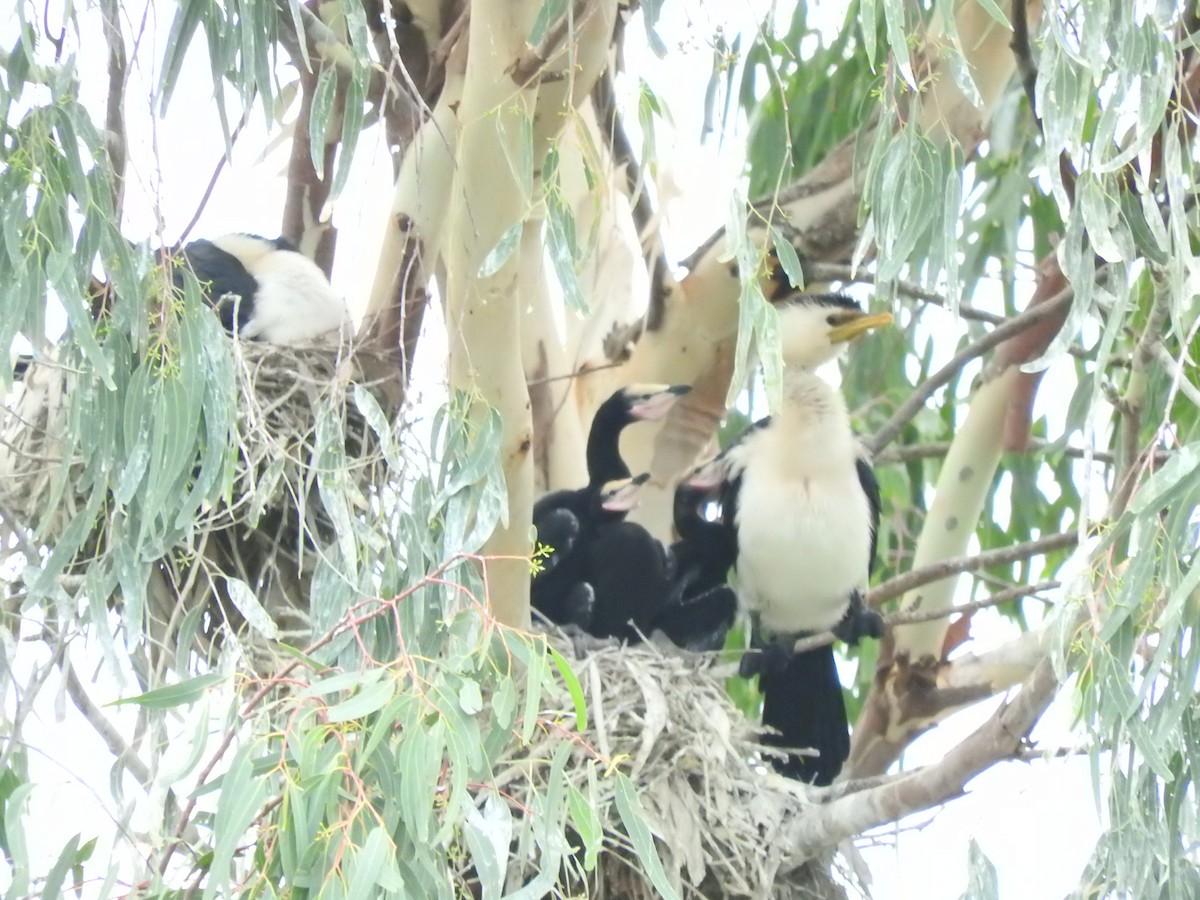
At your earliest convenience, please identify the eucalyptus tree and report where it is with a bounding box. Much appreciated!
[0,0,1197,897]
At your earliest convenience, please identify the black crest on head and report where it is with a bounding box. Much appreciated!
[775,292,863,313]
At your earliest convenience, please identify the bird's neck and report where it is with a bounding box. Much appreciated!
[585,402,630,485]
[778,368,850,426]
[753,367,859,480]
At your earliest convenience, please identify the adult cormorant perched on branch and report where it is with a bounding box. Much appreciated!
[689,293,892,785]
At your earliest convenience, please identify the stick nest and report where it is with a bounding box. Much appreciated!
[493,635,862,900]
[0,338,404,645]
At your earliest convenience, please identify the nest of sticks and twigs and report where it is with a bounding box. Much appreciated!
[481,633,863,900]
[0,337,405,654]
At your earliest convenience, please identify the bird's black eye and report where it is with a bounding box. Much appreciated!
[826,315,838,326]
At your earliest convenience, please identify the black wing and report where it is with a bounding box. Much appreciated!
[855,453,881,575]
[176,239,260,332]
[532,507,581,579]
[712,413,773,564]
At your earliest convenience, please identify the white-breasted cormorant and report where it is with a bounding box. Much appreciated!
[688,293,892,784]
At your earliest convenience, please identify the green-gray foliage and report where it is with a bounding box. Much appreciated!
[0,5,672,898]
[739,0,1200,893]
[5,0,1200,897]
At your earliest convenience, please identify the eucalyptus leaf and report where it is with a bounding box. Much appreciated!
[478,221,523,277]
[112,673,225,708]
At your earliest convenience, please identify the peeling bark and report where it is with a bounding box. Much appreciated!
[364,34,466,357]
[850,254,1074,777]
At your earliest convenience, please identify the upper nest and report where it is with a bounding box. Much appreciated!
[0,337,403,544]
[0,337,405,649]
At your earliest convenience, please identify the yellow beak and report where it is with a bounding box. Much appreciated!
[828,311,894,344]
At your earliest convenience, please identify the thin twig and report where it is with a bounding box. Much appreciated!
[804,262,950,306]
[806,261,1104,363]
[591,71,673,328]
[0,629,69,773]
[508,0,593,87]
[157,555,472,874]
[872,438,1175,467]
[788,579,1060,655]
[177,106,254,245]
[865,285,1075,454]
[526,360,626,387]
[1151,342,1200,409]
[61,659,154,789]
[428,6,470,83]
[867,531,1079,608]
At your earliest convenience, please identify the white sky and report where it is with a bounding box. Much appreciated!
[3,1,1107,897]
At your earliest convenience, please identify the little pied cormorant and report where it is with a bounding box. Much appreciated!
[532,473,650,630]
[531,385,689,629]
[539,476,737,650]
[687,293,892,785]
[646,480,738,651]
[168,234,350,345]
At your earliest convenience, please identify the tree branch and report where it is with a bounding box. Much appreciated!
[865,285,1075,454]
[788,579,1060,656]
[591,70,672,329]
[508,0,594,87]
[868,532,1078,608]
[61,659,153,789]
[1109,282,1171,521]
[99,0,128,220]
[788,654,1060,861]
[873,438,1173,467]
[177,107,254,245]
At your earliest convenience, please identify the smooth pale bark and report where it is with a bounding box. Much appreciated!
[620,249,741,538]
[529,105,654,491]
[364,38,466,331]
[441,2,543,628]
[891,368,1015,663]
[520,206,588,493]
[439,1,616,626]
